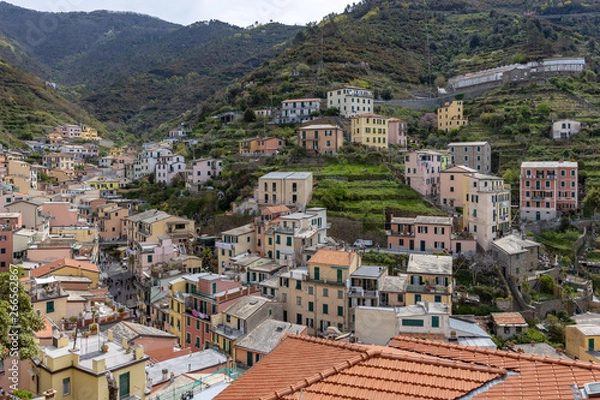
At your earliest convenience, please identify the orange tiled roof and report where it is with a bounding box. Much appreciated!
[216,335,505,400]
[31,258,99,278]
[389,336,600,399]
[307,249,357,267]
[262,205,290,216]
[490,312,527,326]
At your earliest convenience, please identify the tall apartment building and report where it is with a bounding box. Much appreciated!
[437,100,468,133]
[448,141,491,173]
[406,254,453,307]
[279,98,321,124]
[463,173,511,251]
[257,171,313,207]
[298,124,344,155]
[277,249,360,336]
[404,150,449,197]
[327,86,373,117]
[520,160,578,221]
[351,113,389,149]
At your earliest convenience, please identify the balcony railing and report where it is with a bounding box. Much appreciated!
[406,284,450,294]
[348,287,378,298]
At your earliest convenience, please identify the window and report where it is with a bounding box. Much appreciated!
[296,296,301,306]
[337,306,344,316]
[314,267,320,281]
[432,316,440,328]
[195,336,200,348]
[296,280,302,290]
[414,294,421,303]
[323,288,328,297]
[46,301,54,313]
[286,237,292,246]
[308,286,313,295]
[147,255,152,263]
[282,293,287,303]
[434,295,442,303]
[338,290,343,299]
[337,269,343,283]
[119,372,130,399]
[63,377,71,396]
[397,294,403,302]
[308,301,314,312]
[402,319,424,327]
[323,304,329,314]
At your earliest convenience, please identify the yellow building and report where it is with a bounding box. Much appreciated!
[168,277,188,345]
[437,100,468,133]
[123,209,196,246]
[80,125,99,140]
[86,176,121,190]
[351,113,389,149]
[239,137,260,155]
[5,159,37,193]
[278,249,360,336]
[566,325,600,363]
[29,277,69,321]
[31,331,148,400]
[405,254,453,307]
[109,147,123,157]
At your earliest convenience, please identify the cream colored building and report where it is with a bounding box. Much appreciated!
[327,86,373,117]
[278,249,360,335]
[406,254,453,307]
[257,171,313,207]
[439,165,476,208]
[5,159,37,194]
[31,332,148,400]
[437,100,468,133]
[123,209,196,246]
[463,173,511,251]
[298,124,344,155]
[351,113,389,149]
[216,224,256,275]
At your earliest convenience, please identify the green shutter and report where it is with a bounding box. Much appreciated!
[314,267,320,281]
[432,316,440,328]
[401,319,424,327]
[119,372,130,399]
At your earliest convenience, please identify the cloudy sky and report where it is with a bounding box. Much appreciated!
[7,0,351,27]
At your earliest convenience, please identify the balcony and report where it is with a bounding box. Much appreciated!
[406,284,450,294]
[348,286,378,298]
[213,323,244,340]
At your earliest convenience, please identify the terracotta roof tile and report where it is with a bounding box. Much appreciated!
[31,258,99,278]
[307,249,357,268]
[389,336,600,399]
[490,312,528,326]
[216,335,504,400]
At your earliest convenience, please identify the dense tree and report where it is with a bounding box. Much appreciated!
[0,272,44,360]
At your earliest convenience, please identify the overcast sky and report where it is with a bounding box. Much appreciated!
[7,0,350,27]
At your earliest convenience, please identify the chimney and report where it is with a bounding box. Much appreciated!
[170,372,175,383]
[107,330,113,341]
[44,388,57,400]
[121,338,129,351]
[162,369,168,381]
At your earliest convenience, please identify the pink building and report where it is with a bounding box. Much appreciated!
[387,215,476,256]
[41,202,80,227]
[97,204,128,241]
[520,160,578,221]
[404,150,450,197]
[54,124,82,139]
[133,237,175,276]
[0,213,21,272]
[184,273,257,352]
[388,118,408,149]
[156,154,186,186]
[187,158,223,186]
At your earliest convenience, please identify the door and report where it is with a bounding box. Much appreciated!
[119,372,130,399]
[409,240,414,250]
[536,211,541,221]
[589,338,595,351]
[420,240,426,252]
[247,351,254,367]
[455,242,462,254]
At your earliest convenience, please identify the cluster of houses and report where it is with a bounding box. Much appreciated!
[0,82,593,399]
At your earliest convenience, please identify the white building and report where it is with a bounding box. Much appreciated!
[327,86,373,117]
[155,154,186,186]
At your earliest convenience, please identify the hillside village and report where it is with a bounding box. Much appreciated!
[1,56,600,399]
[5,1,600,400]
